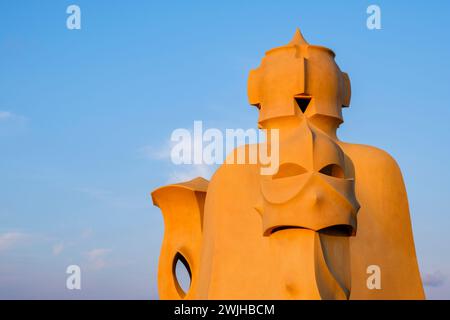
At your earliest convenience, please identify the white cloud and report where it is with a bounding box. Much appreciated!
[139,126,203,162]
[86,248,112,270]
[52,243,64,256]
[140,127,215,184]
[0,111,28,136]
[0,232,28,252]
[0,111,13,120]
[77,187,147,211]
[167,164,214,184]
[0,111,26,122]
[138,142,173,160]
[423,271,446,287]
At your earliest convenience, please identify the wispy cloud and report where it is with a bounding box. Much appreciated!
[138,127,203,162]
[423,271,446,287]
[0,111,26,122]
[167,164,213,184]
[139,132,214,184]
[52,243,64,256]
[76,187,147,211]
[0,111,28,135]
[0,111,13,120]
[138,142,173,160]
[0,232,28,252]
[86,248,112,270]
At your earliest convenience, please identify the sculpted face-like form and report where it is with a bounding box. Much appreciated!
[247,29,358,238]
[152,29,425,300]
[248,29,351,128]
[249,30,359,298]
[258,120,359,238]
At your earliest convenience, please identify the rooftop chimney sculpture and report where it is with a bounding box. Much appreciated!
[151,29,424,299]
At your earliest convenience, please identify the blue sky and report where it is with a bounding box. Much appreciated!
[0,0,449,299]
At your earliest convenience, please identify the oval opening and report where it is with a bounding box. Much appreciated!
[172,252,192,297]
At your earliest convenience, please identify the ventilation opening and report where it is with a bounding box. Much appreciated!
[319,164,344,178]
[295,96,311,113]
[172,252,192,297]
[272,163,307,179]
[267,225,306,236]
[319,224,354,237]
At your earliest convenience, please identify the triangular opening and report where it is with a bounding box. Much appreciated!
[295,97,311,113]
[319,164,345,179]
